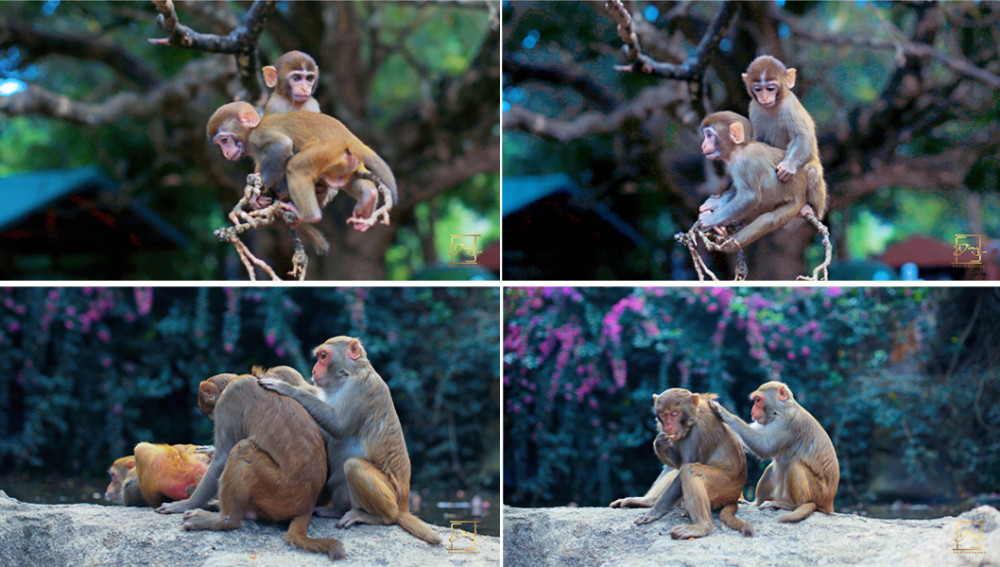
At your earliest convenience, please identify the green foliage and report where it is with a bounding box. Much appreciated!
[0,287,501,493]
[503,287,998,507]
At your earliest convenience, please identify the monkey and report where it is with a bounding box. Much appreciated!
[106,455,145,506]
[157,373,344,561]
[106,445,212,507]
[263,51,321,116]
[133,443,212,508]
[743,55,827,219]
[710,381,839,523]
[258,336,443,545]
[206,102,398,237]
[632,388,753,538]
[696,111,811,253]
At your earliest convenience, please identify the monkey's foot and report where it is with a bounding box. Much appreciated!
[634,511,664,525]
[349,170,394,230]
[670,523,711,539]
[758,499,794,511]
[609,497,653,508]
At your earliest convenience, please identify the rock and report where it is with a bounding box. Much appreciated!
[0,492,499,566]
[503,504,1000,567]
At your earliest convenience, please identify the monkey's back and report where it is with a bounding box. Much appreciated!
[255,111,361,151]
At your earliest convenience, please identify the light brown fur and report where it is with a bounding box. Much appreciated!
[259,336,442,545]
[712,381,839,523]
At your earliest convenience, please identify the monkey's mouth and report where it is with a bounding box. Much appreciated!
[703,150,721,160]
[292,92,312,103]
[759,99,777,109]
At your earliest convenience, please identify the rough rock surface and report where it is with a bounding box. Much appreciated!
[0,492,499,566]
[503,504,999,567]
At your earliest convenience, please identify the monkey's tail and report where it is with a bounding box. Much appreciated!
[397,511,443,545]
[285,514,347,560]
[807,164,827,220]
[719,503,754,537]
[295,224,330,256]
[359,145,399,208]
[778,502,817,523]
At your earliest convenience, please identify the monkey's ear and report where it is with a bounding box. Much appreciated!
[777,385,791,402]
[729,122,746,145]
[652,393,658,401]
[691,393,701,406]
[740,72,749,85]
[347,339,364,361]
[125,458,136,470]
[262,66,279,88]
[785,68,797,90]
[237,105,261,129]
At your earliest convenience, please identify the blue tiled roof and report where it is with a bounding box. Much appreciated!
[0,165,113,230]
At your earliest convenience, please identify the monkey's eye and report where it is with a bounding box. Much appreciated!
[767,85,776,91]
[669,411,680,417]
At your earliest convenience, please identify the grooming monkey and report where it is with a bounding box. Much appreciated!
[207,102,397,240]
[259,336,442,545]
[711,381,839,523]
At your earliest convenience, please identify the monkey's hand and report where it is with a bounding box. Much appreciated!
[258,377,295,396]
[653,431,675,452]
[156,499,195,515]
[635,509,665,526]
[194,445,215,459]
[798,203,817,219]
[776,160,797,182]
[708,399,733,423]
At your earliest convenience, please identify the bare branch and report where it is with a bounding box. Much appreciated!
[0,21,160,89]
[603,0,641,65]
[0,58,235,124]
[502,82,687,141]
[504,54,618,110]
[605,1,737,80]
[772,5,1000,89]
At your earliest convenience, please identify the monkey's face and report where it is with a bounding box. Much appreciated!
[287,69,317,102]
[312,345,334,386]
[701,127,723,160]
[654,388,697,439]
[750,79,780,108]
[213,131,245,161]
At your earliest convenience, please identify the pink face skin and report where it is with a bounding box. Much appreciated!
[659,409,683,437]
[288,69,316,103]
[701,127,724,161]
[751,394,768,424]
[311,346,331,386]
[212,132,244,161]
[752,81,779,108]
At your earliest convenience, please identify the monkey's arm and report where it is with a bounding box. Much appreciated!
[635,472,683,525]
[259,378,343,437]
[710,400,776,458]
[156,445,227,514]
[698,177,757,230]
[254,132,294,189]
[722,199,801,252]
[776,106,817,180]
[653,432,682,469]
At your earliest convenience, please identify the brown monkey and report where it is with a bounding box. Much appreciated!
[696,111,811,253]
[633,388,753,538]
[711,381,839,523]
[157,373,344,561]
[207,102,397,234]
[106,455,144,506]
[743,55,827,219]
[259,336,443,545]
[263,51,321,115]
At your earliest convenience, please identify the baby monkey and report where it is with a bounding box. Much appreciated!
[263,51,321,115]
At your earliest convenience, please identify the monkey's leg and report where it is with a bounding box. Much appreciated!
[752,462,779,505]
[720,200,802,253]
[183,439,266,531]
[668,464,718,539]
[338,457,399,528]
[611,468,677,508]
[777,460,820,523]
[635,468,683,525]
[285,148,330,224]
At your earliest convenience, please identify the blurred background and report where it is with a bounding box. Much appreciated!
[0,286,501,535]
[503,287,1000,519]
[502,1,1000,280]
[0,1,500,280]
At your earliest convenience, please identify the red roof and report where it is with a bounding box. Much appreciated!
[881,235,961,267]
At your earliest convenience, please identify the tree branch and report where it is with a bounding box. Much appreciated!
[149,0,277,102]
[0,21,160,89]
[0,58,235,124]
[771,4,1000,89]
